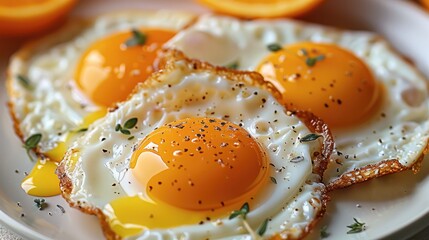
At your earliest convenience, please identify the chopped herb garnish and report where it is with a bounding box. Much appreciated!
[306,54,325,67]
[270,176,277,184]
[300,133,322,143]
[124,29,147,47]
[257,218,269,236]
[321,225,329,238]
[23,133,42,161]
[124,117,138,129]
[229,202,250,220]
[116,118,138,136]
[128,136,135,140]
[225,61,239,70]
[34,198,47,210]
[17,75,32,90]
[347,218,365,234]
[267,43,283,52]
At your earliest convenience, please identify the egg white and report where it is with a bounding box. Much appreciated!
[7,11,196,153]
[59,51,328,239]
[166,15,429,189]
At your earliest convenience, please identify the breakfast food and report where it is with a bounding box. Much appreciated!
[57,50,332,239]
[6,10,196,196]
[166,15,429,190]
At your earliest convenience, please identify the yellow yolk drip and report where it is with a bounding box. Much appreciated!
[74,29,176,107]
[256,42,380,128]
[104,196,209,238]
[105,117,269,237]
[21,159,60,197]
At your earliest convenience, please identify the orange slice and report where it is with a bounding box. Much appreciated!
[421,0,429,10]
[0,0,77,37]
[196,0,324,18]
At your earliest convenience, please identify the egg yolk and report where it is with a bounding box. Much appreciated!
[256,42,380,128]
[104,117,268,237]
[131,117,268,210]
[74,29,176,107]
[21,159,60,197]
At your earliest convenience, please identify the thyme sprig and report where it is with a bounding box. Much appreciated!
[124,29,147,47]
[347,218,366,234]
[23,133,42,161]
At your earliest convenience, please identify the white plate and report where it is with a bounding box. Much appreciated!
[1,0,429,239]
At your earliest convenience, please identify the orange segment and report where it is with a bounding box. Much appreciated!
[0,0,77,37]
[421,0,429,10]
[196,0,324,18]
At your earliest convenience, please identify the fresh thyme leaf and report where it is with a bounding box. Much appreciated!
[34,198,47,210]
[124,117,138,129]
[225,61,239,70]
[300,133,322,143]
[124,29,147,47]
[17,75,32,90]
[257,218,269,236]
[128,136,135,140]
[229,202,250,220]
[267,43,282,52]
[321,225,329,238]
[306,54,325,67]
[115,124,121,132]
[23,133,42,161]
[347,218,365,234]
[270,176,277,184]
[120,129,131,135]
[24,133,42,150]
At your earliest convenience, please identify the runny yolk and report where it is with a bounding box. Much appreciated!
[74,29,176,107]
[130,117,268,210]
[104,117,269,237]
[21,159,60,197]
[256,42,380,129]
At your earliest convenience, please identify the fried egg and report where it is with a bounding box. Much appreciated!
[166,15,429,190]
[6,11,196,196]
[57,50,331,239]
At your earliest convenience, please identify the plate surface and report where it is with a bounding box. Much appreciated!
[1,0,429,239]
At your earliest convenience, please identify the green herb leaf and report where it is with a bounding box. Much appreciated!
[347,218,365,234]
[24,133,42,151]
[229,202,250,220]
[270,176,277,184]
[115,124,121,132]
[17,75,32,90]
[306,54,325,67]
[321,225,329,238]
[34,198,47,210]
[120,129,131,135]
[124,29,147,47]
[300,133,322,143]
[124,117,138,129]
[257,218,269,236]
[225,61,239,70]
[267,43,282,52]
[23,133,42,161]
[128,136,135,140]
